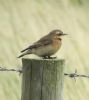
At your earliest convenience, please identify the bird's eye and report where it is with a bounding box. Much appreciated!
[56,31,60,35]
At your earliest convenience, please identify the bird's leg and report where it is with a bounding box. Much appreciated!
[47,56,57,59]
[42,56,48,59]
[42,56,57,59]
[47,56,51,59]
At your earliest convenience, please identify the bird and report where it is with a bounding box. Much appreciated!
[18,29,67,59]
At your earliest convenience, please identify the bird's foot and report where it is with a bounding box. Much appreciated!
[42,56,57,59]
[48,56,57,59]
[42,56,48,59]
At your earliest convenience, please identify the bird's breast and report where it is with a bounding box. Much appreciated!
[52,38,62,50]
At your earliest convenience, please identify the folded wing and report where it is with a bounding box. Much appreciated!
[21,38,52,53]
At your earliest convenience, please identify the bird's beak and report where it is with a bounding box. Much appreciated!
[60,33,68,36]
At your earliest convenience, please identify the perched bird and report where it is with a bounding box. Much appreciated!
[18,29,67,59]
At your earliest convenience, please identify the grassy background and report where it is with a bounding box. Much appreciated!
[0,0,89,100]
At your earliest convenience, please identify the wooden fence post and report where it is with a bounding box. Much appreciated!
[21,58,65,100]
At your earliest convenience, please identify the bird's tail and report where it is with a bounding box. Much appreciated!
[18,51,30,58]
[18,53,25,58]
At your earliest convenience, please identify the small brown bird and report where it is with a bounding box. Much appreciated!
[18,29,67,59]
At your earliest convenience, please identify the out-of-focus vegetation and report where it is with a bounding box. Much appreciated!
[0,0,89,100]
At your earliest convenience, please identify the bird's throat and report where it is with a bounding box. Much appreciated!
[57,37,62,41]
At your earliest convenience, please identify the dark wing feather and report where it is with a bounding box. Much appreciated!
[21,38,52,52]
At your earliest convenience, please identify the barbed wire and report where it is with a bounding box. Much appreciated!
[64,69,89,78]
[0,67,22,73]
[0,66,89,79]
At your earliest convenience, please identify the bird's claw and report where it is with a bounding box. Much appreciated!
[42,56,57,59]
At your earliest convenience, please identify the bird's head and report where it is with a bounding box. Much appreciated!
[49,29,67,36]
[49,29,67,40]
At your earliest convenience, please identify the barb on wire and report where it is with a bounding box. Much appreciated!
[64,69,89,78]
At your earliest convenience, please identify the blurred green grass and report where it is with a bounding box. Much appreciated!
[0,0,89,100]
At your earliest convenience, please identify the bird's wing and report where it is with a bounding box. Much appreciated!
[21,39,52,52]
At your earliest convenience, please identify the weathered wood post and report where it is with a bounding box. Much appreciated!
[21,58,65,100]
